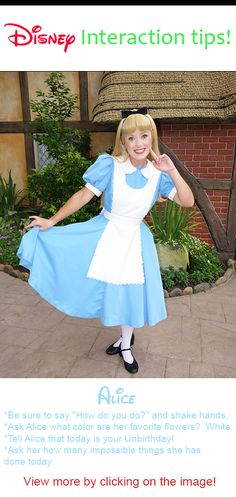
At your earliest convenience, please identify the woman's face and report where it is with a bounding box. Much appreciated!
[123,129,152,166]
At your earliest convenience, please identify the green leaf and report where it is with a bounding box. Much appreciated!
[149,199,199,250]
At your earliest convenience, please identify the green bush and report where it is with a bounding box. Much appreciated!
[161,267,189,291]
[31,72,79,122]
[30,72,91,160]
[185,234,225,284]
[27,151,101,224]
[0,217,29,269]
[33,121,91,160]
[25,71,98,224]
[160,234,225,291]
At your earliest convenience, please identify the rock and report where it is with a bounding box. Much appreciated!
[225,267,234,279]
[10,269,19,278]
[193,282,211,293]
[169,287,183,297]
[227,259,235,269]
[3,264,15,276]
[163,290,169,298]
[14,270,22,278]
[0,264,5,271]
[183,286,193,295]
[18,272,29,282]
[215,267,233,285]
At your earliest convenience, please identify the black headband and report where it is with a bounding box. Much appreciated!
[121,107,148,118]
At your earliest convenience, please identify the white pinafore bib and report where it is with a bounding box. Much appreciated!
[87,158,160,284]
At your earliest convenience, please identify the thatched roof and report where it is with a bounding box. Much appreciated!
[93,71,236,122]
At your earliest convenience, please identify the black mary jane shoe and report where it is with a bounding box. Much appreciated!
[119,347,139,374]
[105,332,135,355]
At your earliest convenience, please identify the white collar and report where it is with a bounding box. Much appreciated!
[120,158,157,179]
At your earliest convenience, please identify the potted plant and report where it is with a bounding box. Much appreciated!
[149,199,198,270]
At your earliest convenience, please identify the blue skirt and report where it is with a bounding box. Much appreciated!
[16,214,167,328]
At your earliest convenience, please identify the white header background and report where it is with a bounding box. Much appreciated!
[0,5,236,70]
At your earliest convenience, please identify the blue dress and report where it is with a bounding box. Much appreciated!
[17,154,176,328]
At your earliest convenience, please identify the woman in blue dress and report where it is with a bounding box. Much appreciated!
[17,109,194,374]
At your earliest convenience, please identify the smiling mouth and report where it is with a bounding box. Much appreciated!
[134,148,146,154]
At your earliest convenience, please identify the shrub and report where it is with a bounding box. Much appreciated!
[0,217,29,269]
[161,266,189,291]
[30,72,91,160]
[185,234,225,284]
[26,71,97,223]
[160,234,225,291]
[27,151,101,224]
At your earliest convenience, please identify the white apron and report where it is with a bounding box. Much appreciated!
[87,158,160,284]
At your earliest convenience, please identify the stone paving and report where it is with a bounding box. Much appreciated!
[0,270,236,378]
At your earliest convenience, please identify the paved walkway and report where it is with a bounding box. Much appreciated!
[0,270,236,378]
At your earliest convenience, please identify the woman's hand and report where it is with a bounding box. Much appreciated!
[150,149,175,172]
[150,148,194,207]
[25,216,54,231]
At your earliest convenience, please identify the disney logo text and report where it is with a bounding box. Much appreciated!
[4,24,76,53]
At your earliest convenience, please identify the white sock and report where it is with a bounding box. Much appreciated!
[121,325,134,364]
[113,336,122,347]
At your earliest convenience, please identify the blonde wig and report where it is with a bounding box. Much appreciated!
[112,113,160,161]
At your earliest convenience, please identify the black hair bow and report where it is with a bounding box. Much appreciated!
[121,107,148,118]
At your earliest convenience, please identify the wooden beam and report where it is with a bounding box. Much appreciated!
[19,72,35,173]
[0,121,117,133]
[19,72,31,122]
[24,134,36,174]
[63,120,117,132]
[79,72,89,121]
[218,250,235,261]
[226,141,236,246]
[0,122,26,133]
[199,179,231,190]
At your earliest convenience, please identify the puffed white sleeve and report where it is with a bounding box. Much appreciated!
[82,154,114,197]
